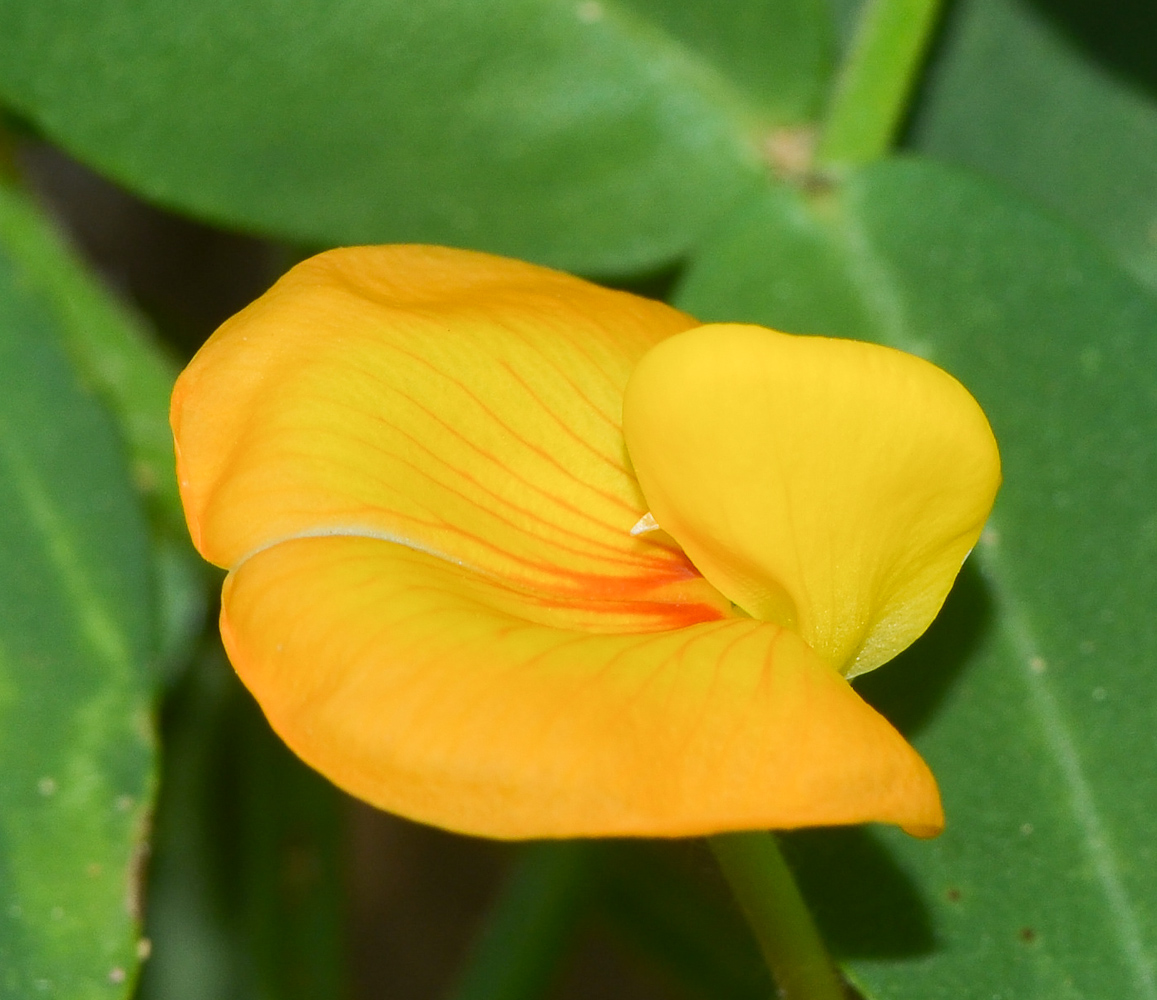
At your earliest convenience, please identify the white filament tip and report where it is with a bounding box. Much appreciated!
[630,512,661,536]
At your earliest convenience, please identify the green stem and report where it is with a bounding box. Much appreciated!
[816,0,945,167]
[709,832,845,1000]
[445,842,600,1000]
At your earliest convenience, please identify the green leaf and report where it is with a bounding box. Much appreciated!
[0,0,831,274]
[0,184,182,534]
[619,0,834,123]
[910,0,1157,289]
[137,650,347,1000]
[677,157,1157,998]
[0,182,209,680]
[0,222,155,996]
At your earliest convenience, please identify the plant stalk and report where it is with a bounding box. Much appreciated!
[816,0,945,167]
[709,831,845,1000]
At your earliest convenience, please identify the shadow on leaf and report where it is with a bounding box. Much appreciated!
[1026,0,1157,98]
[855,558,994,738]
[777,561,996,960]
[780,826,935,959]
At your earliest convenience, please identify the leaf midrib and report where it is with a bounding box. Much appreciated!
[0,427,132,677]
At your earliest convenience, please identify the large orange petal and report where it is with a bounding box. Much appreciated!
[221,535,944,839]
[172,246,714,618]
[623,324,1000,676]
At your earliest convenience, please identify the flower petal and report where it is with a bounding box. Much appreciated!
[221,535,944,838]
[172,245,713,618]
[623,324,1000,676]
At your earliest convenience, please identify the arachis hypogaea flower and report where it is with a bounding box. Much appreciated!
[171,245,1000,840]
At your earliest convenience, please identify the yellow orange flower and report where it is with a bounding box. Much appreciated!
[171,245,999,840]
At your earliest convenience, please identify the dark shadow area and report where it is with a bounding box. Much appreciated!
[854,559,994,737]
[598,833,933,987]
[15,142,288,358]
[597,840,771,1000]
[347,825,700,1000]
[1025,0,1157,98]
[596,261,686,305]
[555,925,688,1000]
[780,826,935,959]
[772,563,997,962]
[897,0,968,149]
[0,106,38,142]
[346,805,513,1000]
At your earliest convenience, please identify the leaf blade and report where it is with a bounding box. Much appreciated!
[0,181,210,680]
[0,0,831,272]
[0,228,155,996]
[910,0,1157,289]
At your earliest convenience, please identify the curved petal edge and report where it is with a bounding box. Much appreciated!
[221,535,944,839]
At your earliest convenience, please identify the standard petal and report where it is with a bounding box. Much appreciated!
[221,535,944,839]
[172,245,703,608]
[623,324,1000,676]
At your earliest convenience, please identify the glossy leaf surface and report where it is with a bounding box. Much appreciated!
[0,0,832,273]
[0,209,154,996]
[0,183,182,536]
[678,157,1157,998]
[0,183,208,679]
[910,0,1157,289]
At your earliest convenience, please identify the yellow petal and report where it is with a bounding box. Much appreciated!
[623,324,1000,676]
[221,535,944,839]
[172,245,710,613]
